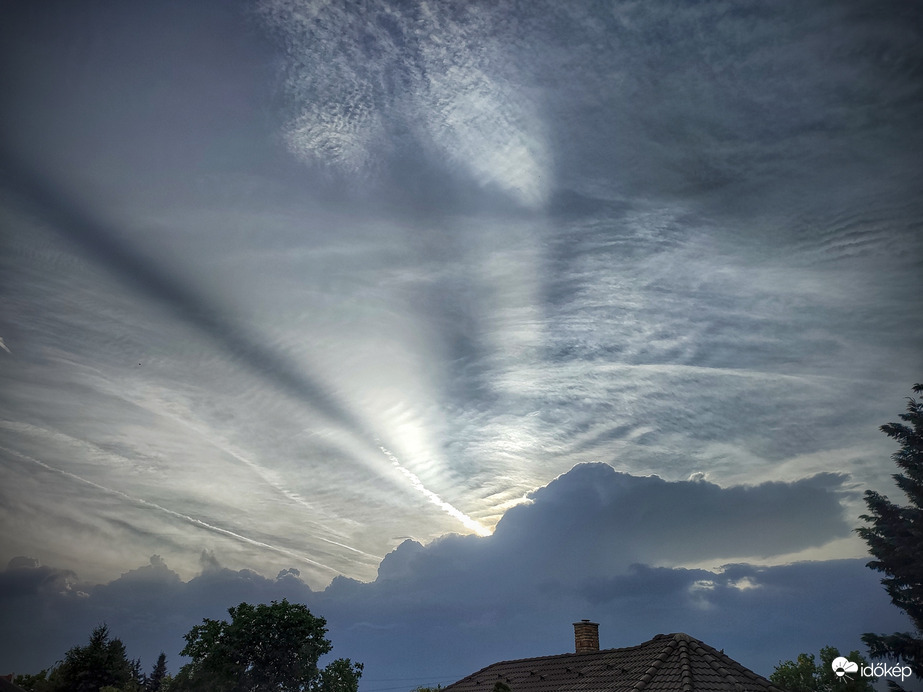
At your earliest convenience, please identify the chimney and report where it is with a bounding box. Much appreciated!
[573,620,599,653]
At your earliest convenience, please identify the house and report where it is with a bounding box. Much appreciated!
[443,621,785,692]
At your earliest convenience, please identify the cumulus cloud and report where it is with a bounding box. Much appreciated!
[487,463,853,571]
[1,464,901,684]
[354,463,855,604]
[0,557,79,600]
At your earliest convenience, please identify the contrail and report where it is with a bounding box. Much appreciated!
[379,446,491,537]
[0,149,487,535]
[0,150,492,538]
[1,444,342,574]
[148,411,384,561]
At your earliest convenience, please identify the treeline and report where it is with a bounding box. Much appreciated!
[15,625,166,692]
[14,599,362,692]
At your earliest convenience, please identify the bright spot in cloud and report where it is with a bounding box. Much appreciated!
[379,446,492,537]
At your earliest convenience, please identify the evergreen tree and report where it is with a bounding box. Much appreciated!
[856,383,923,680]
[147,653,168,692]
[50,624,136,692]
[130,657,145,691]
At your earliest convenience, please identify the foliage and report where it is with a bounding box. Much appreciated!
[13,670,53,692]
[173,599,362,692]
[47,624,142,692]
[317,658,364,692]
[12,625,143,692]
[770,646,875,692]
[856,383,923,679]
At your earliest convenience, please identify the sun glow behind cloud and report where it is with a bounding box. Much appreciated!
[379,446,491,537]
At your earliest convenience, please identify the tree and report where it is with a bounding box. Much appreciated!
[46,623,140,692]
[317,658,363,692]
[173,599,362,692]
[147,653,168,692]
[13,670,53,692]
[12,625,143,692]
[856,383,923,680]
[770,646,875,692]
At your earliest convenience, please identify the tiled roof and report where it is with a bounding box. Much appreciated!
[0,678,26,692]
[443,633,785,692]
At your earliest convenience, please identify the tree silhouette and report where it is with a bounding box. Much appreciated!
[53,624,139,692]
[857,383,923,681]
[172,599,362,692]
[147,652,168,692]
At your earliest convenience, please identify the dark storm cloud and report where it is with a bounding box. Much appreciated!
[0,559,78,601]
[2,554,905,686]
[334,463,855,605]
[1,464,889,684]
[489,464,852,566]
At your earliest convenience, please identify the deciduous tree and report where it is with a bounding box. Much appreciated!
[173,599,362,692]
[770,646,874,692]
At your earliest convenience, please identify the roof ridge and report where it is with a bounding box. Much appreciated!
[632,632,681,691]
[678,633,695,692]
[684,636,787,692]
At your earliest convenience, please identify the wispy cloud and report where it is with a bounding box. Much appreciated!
[259,0,551,207]
[0,0,919,630]
[1,443,342,575]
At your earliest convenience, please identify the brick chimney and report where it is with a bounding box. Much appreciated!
[573,620,599,653]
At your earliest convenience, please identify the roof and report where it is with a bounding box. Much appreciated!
[0,678,26,692]
[443,632,786,692]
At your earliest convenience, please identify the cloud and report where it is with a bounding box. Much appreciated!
[487,463,853,570]
[259,0,551,207]
[0,558,79,600]
[327,463,855,611]
[0,150,367,440]
[0,7,920,683]
[0,148,498,551]
[1,464,898,684]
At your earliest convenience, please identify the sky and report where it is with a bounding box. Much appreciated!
[0,0,921,687]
